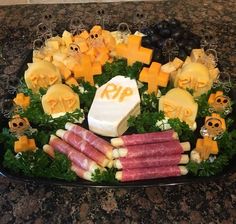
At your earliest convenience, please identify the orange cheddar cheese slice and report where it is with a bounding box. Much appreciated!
[13,93,30,109]
[52,60,71,80]
[208,91,224,105]
[116,35,153,65]
[73,55,102,85]
[65,76,79,87]
[14,135,37,153]
[205,113,226,132]
[195,136,218,160]
[139,62,169,94]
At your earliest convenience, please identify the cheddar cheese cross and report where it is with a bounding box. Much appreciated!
[73,54,102,85]
[139,62,169,94]
[13,93,30,109]
[195,136,218,161]
[116,35,153,66]
[14,135,37,153]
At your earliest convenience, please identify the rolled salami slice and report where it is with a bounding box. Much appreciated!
[56,129,110,167]
[65,122,113,159]
[112,141,190,158]
[116,166,188,182]
[114,154,189,169]
[71,163,93,181]
[111,130,178,147]
[49,135,101,172]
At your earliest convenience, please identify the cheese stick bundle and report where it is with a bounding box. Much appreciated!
[49,135,101,172]
[65,122,113,159]
[43,144,94,181]
[114,154,189,169]
[56,129,111,168]
[112,141,190,159]
[116,166,188,182]
[111,130,178,148]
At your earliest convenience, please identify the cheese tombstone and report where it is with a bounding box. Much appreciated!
[88,76,140,137]
[24,61,62,93]
[42,84,80,118]
[159,88,198,128]
[116,35,153,65]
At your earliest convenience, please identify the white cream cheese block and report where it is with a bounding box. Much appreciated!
[88,76,141,137]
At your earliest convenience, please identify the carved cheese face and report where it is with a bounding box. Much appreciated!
[204,118,224,137]
[24,61,62,92]
[42,84,80,116]
[175,62,212,97]
[212,95,230,112]
[159,88,198,128]
[8,115,30,135]
[88,25,104,48]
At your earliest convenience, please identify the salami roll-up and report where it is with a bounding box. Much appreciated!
[111,130,178,147]
[114,154,189,169]
[71,163,93,181]
[65,122,113,159]
[116,166,188,182]
[112,141,190,158]
[56,129,110,168]
[49,135,101,172]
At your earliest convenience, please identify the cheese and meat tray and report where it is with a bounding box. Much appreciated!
[0,19,236,187]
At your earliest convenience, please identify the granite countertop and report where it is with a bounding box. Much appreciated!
[0,1,236,223]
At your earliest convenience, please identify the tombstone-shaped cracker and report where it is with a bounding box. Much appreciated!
[42,84,80,118]
[88,76,140,137]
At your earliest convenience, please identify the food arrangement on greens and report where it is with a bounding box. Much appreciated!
[0,19,236,184]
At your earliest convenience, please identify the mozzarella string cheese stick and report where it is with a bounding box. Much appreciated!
[56,129,111,168]
[71,163,93,181]
[49,135,101,172]
[115,166,188,182]
[111,130,178,147]
[65,122,113,159]
[43,144,55,158]
[43,144,94,181]
[112,141,190,158]
[114,154,189,169]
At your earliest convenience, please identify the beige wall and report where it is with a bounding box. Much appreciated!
[0,0,157,5]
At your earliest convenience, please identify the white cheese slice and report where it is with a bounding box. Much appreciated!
[88,76,141,137]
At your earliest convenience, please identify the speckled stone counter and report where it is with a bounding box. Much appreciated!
[0,1,236,223]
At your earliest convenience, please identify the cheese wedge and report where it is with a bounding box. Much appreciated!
[88,76,141,137]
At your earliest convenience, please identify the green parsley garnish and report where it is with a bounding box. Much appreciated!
[91,168,118,183]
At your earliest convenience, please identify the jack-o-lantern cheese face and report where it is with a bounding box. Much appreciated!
[42,84,80,118]
[24,61,62,92]
[159,88,198,128]
[175,62,211,97]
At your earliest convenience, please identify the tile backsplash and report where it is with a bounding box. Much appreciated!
[1,0,154,5]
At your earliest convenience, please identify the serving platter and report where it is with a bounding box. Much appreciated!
[1,15,236,187]
[0,48,236,187]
